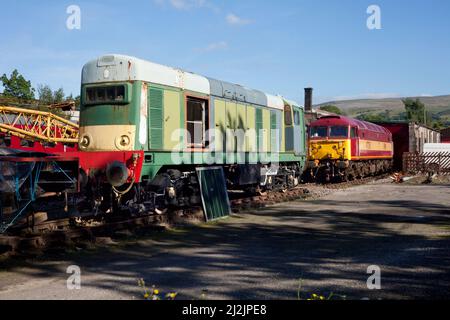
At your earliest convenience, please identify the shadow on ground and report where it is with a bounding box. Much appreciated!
[1,185,450,300]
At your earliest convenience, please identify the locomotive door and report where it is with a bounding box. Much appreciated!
[270,110,281,154]
[351,127,359,158]
[284,105,294,152]
[293,107,303,156]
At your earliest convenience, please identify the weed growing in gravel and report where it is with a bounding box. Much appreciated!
[137,277,346,300]
[138,279,178,300]
[297,278,347,300]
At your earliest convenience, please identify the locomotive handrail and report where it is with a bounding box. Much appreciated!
[0,105,79,144]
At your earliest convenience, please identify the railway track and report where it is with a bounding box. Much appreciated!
[0,175,390,259]
[318,173,391,190]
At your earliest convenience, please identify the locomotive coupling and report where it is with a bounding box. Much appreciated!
[306,160,320,169]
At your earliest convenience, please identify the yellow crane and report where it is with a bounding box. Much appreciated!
[0,105,79,144]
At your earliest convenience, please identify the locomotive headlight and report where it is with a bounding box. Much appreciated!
[119,135,130,147]
[79,134,91,150]
[115,134,131,150]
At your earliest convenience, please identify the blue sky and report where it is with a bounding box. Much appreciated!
[0,0,449,104]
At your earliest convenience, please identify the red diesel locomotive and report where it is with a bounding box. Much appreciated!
[306,115,394,181]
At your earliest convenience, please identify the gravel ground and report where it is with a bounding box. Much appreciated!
[0,181,449,300]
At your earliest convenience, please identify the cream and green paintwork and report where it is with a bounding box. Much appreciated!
[79,54,307,181]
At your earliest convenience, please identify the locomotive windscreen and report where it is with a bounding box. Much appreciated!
[85,85,126,105]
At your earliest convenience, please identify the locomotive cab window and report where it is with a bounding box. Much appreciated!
[310,126,327,138]
[84,85,126,105]
[284,105,293,126]
[186,96,209,148]
[351,127,358,138]
[294,109,301,126]
[330,126,349,138]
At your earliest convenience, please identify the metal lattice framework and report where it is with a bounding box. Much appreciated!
[0,105,79,144]
[403,152,450,175]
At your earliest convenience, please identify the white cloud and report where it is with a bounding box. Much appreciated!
[154,0,208,10]
[226,13,252,26]
[195,41,228,53]
[329,93,403,101]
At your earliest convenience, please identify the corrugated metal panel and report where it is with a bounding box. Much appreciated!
[148,87,164,149]
[196,167,231,221]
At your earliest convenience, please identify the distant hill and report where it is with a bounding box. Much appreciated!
[316,95,450,123]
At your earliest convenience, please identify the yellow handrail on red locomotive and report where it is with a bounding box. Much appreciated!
[0,105,79,144]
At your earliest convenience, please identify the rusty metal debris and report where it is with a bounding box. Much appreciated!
[48,101,76,111]
[391,172,404,183]
[390,172,417,183]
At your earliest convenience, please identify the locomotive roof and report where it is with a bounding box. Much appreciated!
[311,115,391,135]
[82,54,302,111]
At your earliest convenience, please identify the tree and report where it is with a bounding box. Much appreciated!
[432,120,444,130]
[37,84,66,104]
[356,113,386,122]
[403,98,426,124]
[37,84,54,105]
[53,88,65,103]
[0,69,35,100]
[320,105,344,115]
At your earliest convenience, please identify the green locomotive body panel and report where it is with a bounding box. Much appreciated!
[79,55,307,182]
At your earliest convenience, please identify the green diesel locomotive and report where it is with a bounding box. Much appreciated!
[78,54,307,213]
